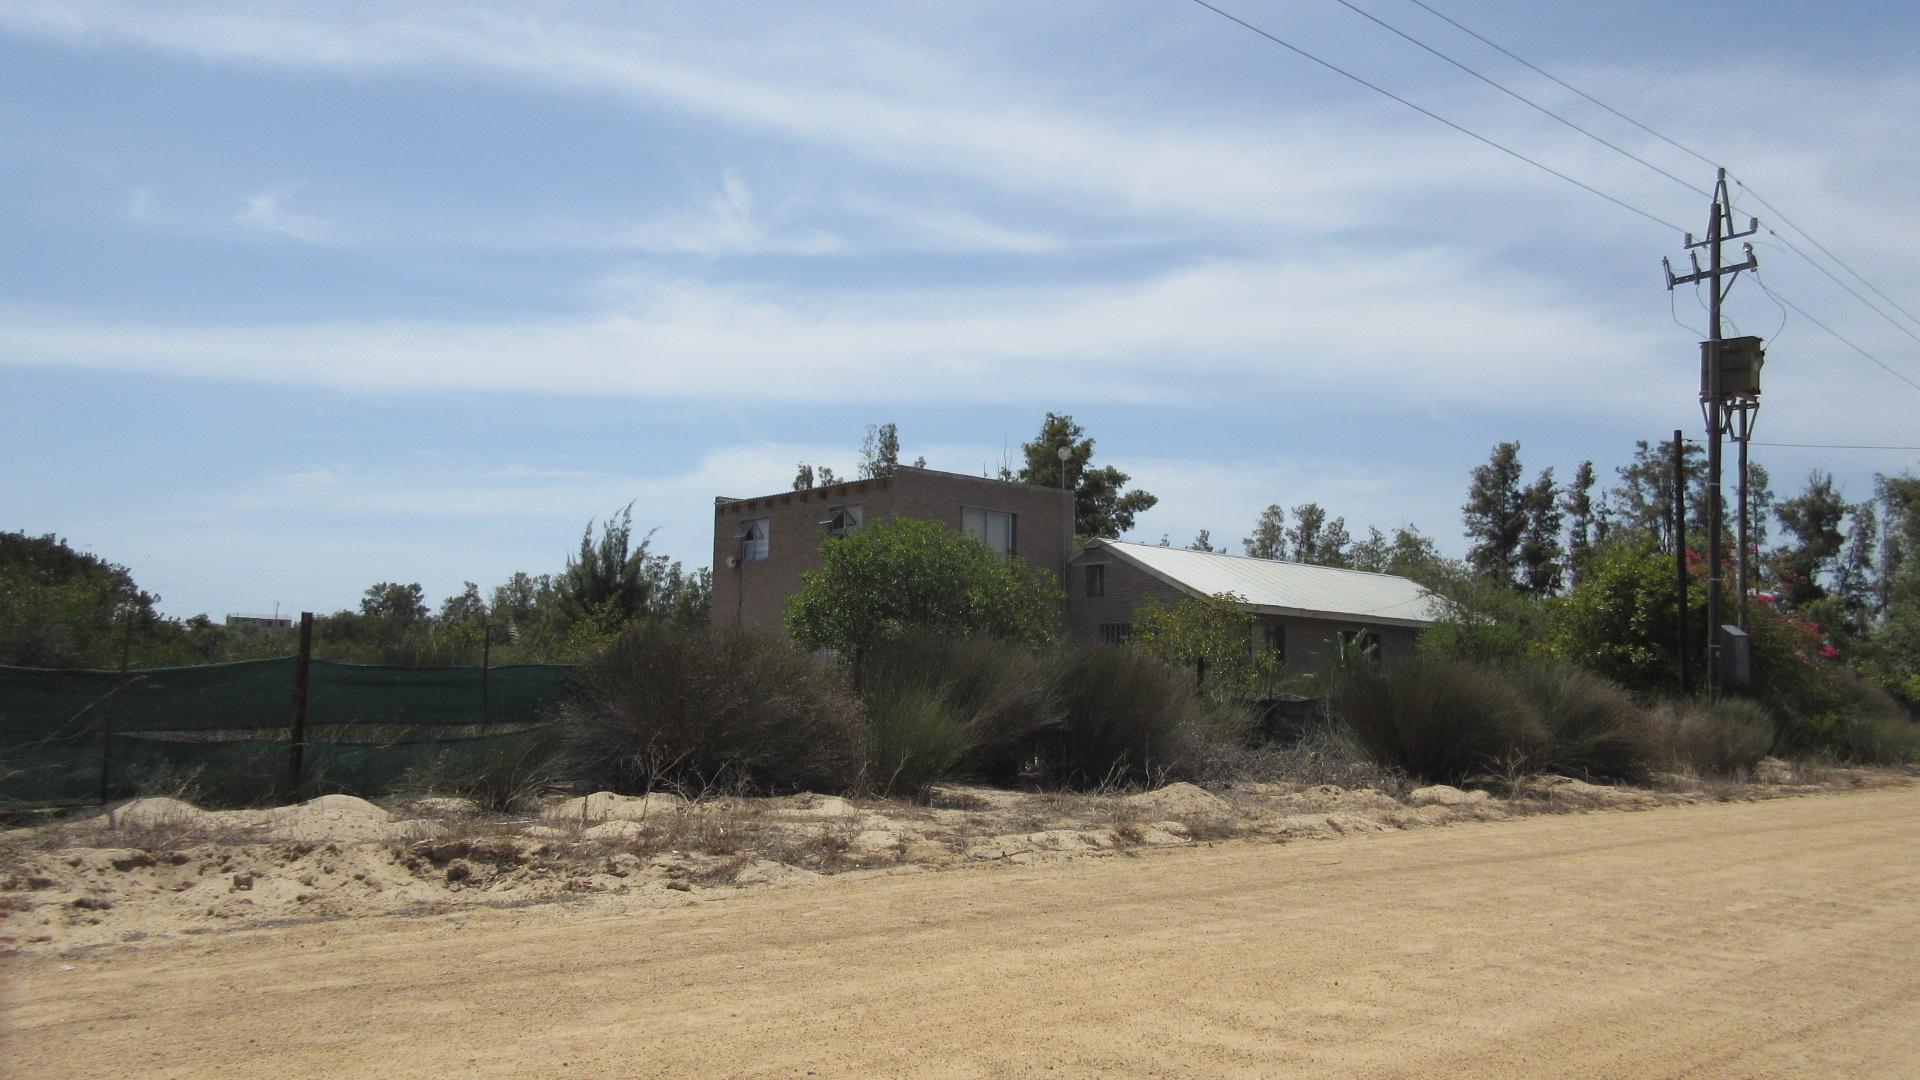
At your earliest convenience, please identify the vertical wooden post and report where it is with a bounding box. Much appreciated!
[100,608,134,804]
[1673,431,1691,698]
[288,612,313,799]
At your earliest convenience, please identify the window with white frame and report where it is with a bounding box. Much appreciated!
[824,504,864,539]
[737,518,769,561]
[962,507,1015,557]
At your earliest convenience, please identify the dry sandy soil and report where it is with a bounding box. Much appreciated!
[5,779,1918,1077]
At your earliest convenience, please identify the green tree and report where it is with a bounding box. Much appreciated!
[785,517,1062,656]
[1242,504,1286,560]
[1561,460,1599,582]
[1286,503,1351,567]
[1772,471,1849,610]
[1008,412,1157,540]
[1605,436,1706,545]
[1519,468,1564,595]
[1350,525,1441,578]
[1463,441,1527,585]
[438,581,488,625]
[1187,529,1222,553]
[360,582,429,626]
[1131,591,1281,701]
[859,422,901,479]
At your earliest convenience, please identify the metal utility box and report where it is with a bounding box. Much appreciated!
[1718,623,1752,689]
[1701,336,1764,399]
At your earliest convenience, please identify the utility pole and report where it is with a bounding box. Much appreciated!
[1664,169,1759,699]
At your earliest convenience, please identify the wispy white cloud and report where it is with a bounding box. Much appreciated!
[232,183,332,243]
[615,169,843,256]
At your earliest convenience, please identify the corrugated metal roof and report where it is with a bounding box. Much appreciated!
[1090,540,1445,627]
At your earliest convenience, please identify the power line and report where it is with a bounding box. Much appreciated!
[1752,442,1920,451]
[1326,0,1708,198]
[1182,0,1686,233]
[1751,272,1920,396]
[1730,176,1920,334]
[1400,0,1721,173]
[1750,224,1920,350]
[1396,1,1920,355]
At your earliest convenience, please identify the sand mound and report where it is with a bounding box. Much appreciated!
[775,794,858,819]
[1408,785,1491,807]
[582,820,651,843]
[105,797,221,831]
[732,860,823,887]
[1124,783,1231,819]
[548,791,687,824]
[257,795,395,842]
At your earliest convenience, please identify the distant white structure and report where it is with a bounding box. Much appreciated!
[225,614,293,631]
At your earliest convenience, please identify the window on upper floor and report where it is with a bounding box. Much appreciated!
[824,504,864,539]
[737,518,770,562]
[962,507,1015,557]
[1084,563,1107,597]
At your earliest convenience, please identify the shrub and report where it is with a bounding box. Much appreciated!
[860,635,1059,785]
[1504,661,1651,783]
[864,686,971,800]
[1131,592,1283,702]
[1331,658,1547,785]
[1039,645,1249,788]
[1776,673,1920,764]
[785,517,1061,657]
[554,621,864,795]
[1634,698,1773,777]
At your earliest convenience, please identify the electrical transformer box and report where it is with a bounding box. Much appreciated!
[1700,336,1764,399]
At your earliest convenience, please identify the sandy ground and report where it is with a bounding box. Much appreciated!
[5,784,1917,1078]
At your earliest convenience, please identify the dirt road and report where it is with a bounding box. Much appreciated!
[7,787,1918,1078]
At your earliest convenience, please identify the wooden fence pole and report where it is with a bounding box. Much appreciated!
[287,612,313,800]
[481,619,492,727]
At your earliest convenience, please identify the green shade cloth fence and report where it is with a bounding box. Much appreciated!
[0,659,574,809]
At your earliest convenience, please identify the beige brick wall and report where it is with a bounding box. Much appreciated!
[712,466,1072,636]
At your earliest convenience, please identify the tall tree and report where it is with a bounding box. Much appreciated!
[1187,529,1222,553]
[1519,468,1564,595]
[1561,460,1598,581]
[792,463,815,491]
[1009,412,1158,539]
[361,582,429,626]
[437,582,488,624]
[1605,436,1707,545]
[1242,504,1287,560]
[858,422,901,479]
[1772,471,1848,610]
[1462,441,1527,586]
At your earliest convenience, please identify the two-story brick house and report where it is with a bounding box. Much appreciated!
[711,466,1072,635]
[710,468,1441,667]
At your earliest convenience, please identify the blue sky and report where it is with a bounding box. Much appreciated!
[3,0,1917,619]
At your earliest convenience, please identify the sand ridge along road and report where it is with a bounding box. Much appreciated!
[7,786,1918,1078]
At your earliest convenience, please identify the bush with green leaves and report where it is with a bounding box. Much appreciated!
[860,635,1059,788]
[1039,645,1251,788]
[785,517,1062,657]
[1130,592,1283,702]
[1332,658,1547,785]
[554,621,864,796]
[1633,698,1774,777]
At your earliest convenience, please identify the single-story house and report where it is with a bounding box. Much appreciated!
[1066,539,1444,668]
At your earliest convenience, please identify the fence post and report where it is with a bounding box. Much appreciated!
[481,619,491,727]
[100,608,134,804]
[287,612,313,800]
